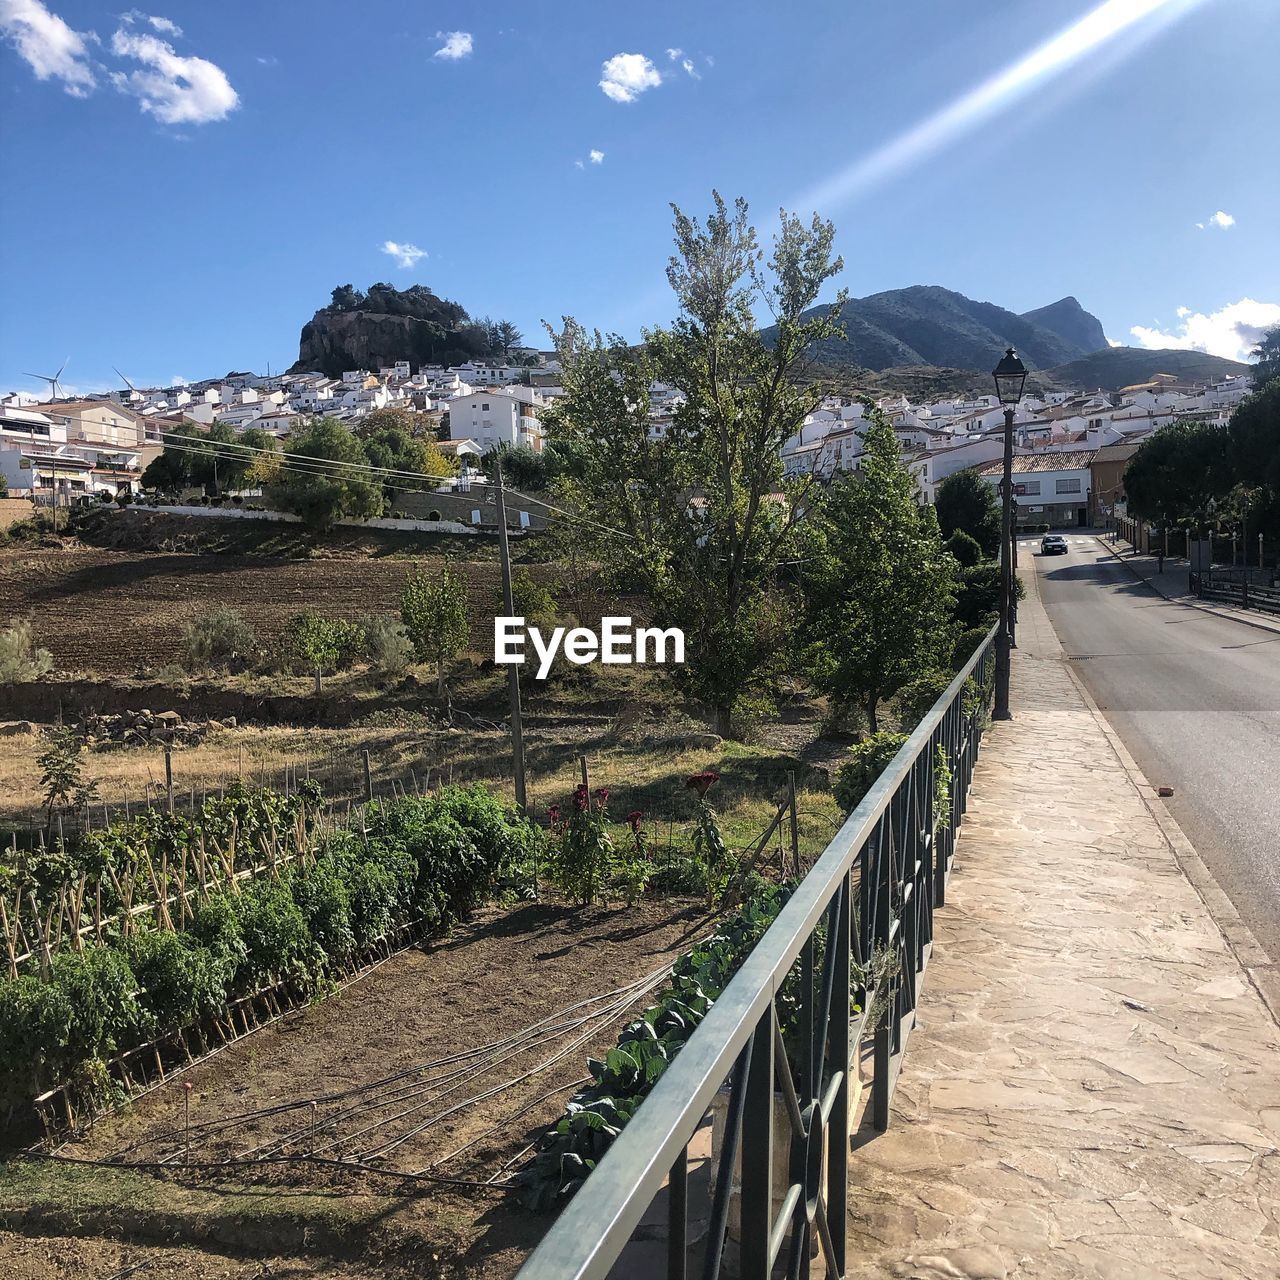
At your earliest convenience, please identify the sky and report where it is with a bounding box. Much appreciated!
[1,0,1278,396]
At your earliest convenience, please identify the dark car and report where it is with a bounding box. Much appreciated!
[1041,534,1068,555]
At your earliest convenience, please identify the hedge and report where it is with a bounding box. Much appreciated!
[0,785,540,1110]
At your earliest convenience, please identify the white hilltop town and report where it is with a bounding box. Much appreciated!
[0,353,1256,534]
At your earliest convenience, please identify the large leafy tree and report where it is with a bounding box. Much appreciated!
[1123,419,1233,528]
[360,422,451,504]
[1227,379,1280,544]
[1250,323,1280,390]
[546,193,847,735]
[805,411,957,731]
[935,469,1001,560]
[266,417,383,531]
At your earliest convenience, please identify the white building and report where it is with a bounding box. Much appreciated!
[447,391,543,452]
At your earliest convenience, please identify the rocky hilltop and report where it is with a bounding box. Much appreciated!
[291,283,494,377]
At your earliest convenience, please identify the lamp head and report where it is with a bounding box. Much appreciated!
[993,347,1028,406]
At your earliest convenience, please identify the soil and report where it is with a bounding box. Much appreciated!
[1,897,711,1280]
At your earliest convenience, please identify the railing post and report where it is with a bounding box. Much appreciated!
[739,1009,774,1280]
[826,874,851,1272]
[872,815,892,1132]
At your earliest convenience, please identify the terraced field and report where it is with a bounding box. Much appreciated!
[0,548,563,673]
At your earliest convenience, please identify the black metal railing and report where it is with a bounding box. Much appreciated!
[516,623,998,1280]
[1192,566,1280,615]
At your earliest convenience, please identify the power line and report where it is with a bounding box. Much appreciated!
[152,428,639,542]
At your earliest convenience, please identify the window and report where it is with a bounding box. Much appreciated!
[481,402,490,411]
[1056,477,1082,494]
[1021,480,1041,495]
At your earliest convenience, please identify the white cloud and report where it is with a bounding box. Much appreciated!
[599,52,661,103]
[381,240,426,270]
[666,47,682,60]
[110,27,238,124]
[573,159,584,170]
[1196,209,1234,230]
[122,11,182,38]
[0,0,97,97]
[1129,298,1280,362]
[433,30,472,61]
[589,148,604,164]
[681,57,700,79]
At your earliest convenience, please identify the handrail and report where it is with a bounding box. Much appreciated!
[517,621,999,1280]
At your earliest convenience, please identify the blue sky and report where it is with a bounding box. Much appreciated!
[2,0,1277,395]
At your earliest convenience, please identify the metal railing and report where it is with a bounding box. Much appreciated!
[1191,567,1280,616]
[517,623,998,1280]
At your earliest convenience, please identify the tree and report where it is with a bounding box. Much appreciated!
[400,565,469,699]
[330,284,366,312]
[38,727,93,824]
[1227,380,1280,545]
[545,193,847,735]
[240,427,283,487]
[1250,323,1280,390]
[360,423,450,506]
[285,610,357,693]
[0,619,54,683]
[1123,420,1233,529]
[495,320,524,357]
[935,470,1001,560]
[266,418,383,531]
[805,411,957,732]
[141,421,204,491]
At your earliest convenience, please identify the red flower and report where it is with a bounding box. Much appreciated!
[573,783,590,812]
[547,805,561,824]
[627,809,644,831]
[684,770,720,797]
[594,787,610,807]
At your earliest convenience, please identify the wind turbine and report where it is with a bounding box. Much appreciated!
[23,358,70,401]
[113,367,142,402]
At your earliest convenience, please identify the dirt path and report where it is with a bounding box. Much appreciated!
[3,897,711,1279]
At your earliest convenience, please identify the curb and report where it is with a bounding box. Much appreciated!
[1094,536,1280,639]
[1029,559,1280,1026]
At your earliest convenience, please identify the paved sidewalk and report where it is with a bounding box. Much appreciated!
[1100,537,1280,636]
[844,567,1280,1279]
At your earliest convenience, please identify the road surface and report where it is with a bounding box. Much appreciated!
[1030,532,1280,964]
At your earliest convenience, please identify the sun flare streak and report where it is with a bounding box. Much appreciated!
[796,0,1213,211]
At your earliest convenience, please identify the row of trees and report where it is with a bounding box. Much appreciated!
[142,409,454,531]
[1124,332,1280,550]
[543,193,1003,735]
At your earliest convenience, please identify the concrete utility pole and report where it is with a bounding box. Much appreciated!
[494,464,528,810]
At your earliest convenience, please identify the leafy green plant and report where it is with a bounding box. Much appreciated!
[891,670,952,733]
[38,727,91,823]
[833,731,908,813]
[284,610,364,691]
[0,619,54,683]
[549,785,614,905]
[517,887,792,1211]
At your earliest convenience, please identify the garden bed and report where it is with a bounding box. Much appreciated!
[2,897,709,1279]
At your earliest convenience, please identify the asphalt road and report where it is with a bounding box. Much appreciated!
[1031,532,1280,964]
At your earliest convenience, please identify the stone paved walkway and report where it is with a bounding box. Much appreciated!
[844,567,1280,1279]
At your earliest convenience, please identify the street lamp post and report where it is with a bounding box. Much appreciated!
[992,347,1027,722]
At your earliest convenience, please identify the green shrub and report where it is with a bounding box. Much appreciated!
[127,929,228,1029]
[237,878,313,988]
[182,607,257,671]
[945,529,983,568]
[891,670,952,733]
[951,626,989,670]
[362,615,414,675]
[50,947,152,1085]
[291,858,356,973]
[834,731,908,812]
[0,619,54,683]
